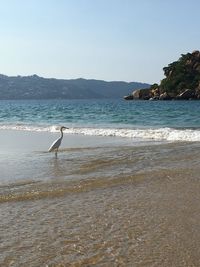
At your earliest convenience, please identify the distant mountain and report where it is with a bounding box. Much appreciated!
[0,74,150,99]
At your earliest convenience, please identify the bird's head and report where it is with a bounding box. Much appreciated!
[60,126,69,131]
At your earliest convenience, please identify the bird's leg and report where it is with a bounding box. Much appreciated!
[55,148,58,158]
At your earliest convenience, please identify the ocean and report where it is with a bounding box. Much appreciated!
[1,99,200,266]
[1,98,200,141]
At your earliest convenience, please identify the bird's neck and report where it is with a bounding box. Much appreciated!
[60,129,64,139]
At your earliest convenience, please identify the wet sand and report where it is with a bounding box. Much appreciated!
[0,130,200,266]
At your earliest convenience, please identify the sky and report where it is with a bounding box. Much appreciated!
[0,0,200,84]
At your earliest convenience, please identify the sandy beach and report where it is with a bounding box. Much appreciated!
[1,130,200,266]
[1,0,200,265]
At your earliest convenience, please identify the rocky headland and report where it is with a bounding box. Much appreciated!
[124,50,200,100]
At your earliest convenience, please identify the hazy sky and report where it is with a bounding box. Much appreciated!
[0,0,200,84]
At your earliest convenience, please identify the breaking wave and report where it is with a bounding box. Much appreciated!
[0,124,200,142]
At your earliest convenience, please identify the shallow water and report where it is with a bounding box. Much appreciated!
[1,130,200,266]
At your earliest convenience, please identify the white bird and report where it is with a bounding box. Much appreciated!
[48,126,68,157]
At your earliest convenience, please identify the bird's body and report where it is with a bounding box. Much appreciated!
[48,126,67,156]
[48,137,62,152]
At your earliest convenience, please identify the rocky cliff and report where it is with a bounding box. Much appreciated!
[125,50,200,100]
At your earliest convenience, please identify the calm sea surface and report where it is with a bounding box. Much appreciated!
[1,99,200,266]
[0,98,200,128]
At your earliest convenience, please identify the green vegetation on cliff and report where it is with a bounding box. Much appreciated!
[126,50,200,100]
[160,50,200,96]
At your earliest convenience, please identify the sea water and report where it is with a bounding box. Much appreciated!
[1,99,200,266]
[0,98,200,141]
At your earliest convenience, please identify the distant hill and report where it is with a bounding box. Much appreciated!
[0,74,150,99]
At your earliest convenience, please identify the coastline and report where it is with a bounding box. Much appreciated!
[1,129,200,266]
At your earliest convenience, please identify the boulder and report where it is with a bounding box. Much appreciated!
[195,85,200,99]
[176,89,195,100]
[159,92,172,100]
[132,89,140,99]
[124,95,133,100]
[132,88,152,100]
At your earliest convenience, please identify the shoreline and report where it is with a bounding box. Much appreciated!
[1,130,200,266]
[1,152,200,266]
[0,129,199,184]
[0,128,168,154]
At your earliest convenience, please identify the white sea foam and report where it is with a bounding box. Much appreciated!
[0,124,59,133]
[67,127,200,142]
[0,124,200,142]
